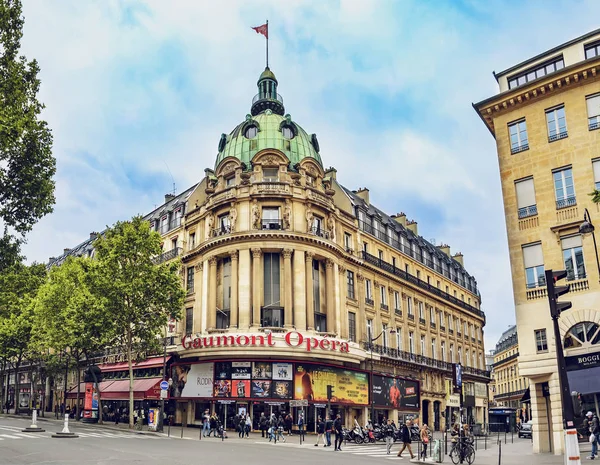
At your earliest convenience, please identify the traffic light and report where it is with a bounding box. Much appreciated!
[327,385,334,400]
[84,365,102,383]
[545,269,571,319]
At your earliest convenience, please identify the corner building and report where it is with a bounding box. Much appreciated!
[474,29,600,454]
[45,66,489,430]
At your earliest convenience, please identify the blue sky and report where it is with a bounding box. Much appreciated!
[19,0,600,351]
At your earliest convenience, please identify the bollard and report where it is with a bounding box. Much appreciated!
[23,409,45,433]
[168,421,171,437]
[511,429,514,444]
[504,430,507,444]
[181,425,184,439]
[51,414,79,438]
[199,426,202,440]
[485,433,487,450]
[498,440,502,465]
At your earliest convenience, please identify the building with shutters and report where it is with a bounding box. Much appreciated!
[474,28,600,454]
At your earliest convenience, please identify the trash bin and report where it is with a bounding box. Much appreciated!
[432,439,443,463]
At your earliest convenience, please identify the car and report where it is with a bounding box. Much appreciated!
[518,422,533,439]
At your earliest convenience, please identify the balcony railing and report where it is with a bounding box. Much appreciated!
[510,144,529,154]
[252,92,284,105]
[590,118,599,131]
[360,251,485,322]
[556,196,577,210]
[365,298,374,307]
[449,329,454,335]
[152,247,182,265]
[548,131,568,142]
[440,326,446,332]
[518,205,538,219]
[261,219,284,230]
[310,226,330,239]
[394,309,402,317]
[431,322,436,329]
[408,314,415,321]
[381,304,389,311]
[211,225,231,237]
[419,318,426,325]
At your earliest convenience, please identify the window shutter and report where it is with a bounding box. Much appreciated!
[593,159,600,184]
[515,178,536,208]
[561,235,582,250]
[522,244,544,268]
[586,94,600,118]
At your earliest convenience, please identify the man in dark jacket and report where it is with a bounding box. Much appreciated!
[383,418,395,455]
[325,415,333,447]
[259,413,268,438]
[585,411,599,460]
[315,416,326,446]
[397,420,416,459]
[334,414,344,451]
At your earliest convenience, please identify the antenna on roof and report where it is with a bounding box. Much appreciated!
[164,162,176,195]
[430,238,436,246]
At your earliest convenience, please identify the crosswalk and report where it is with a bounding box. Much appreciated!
[0,425,157,441]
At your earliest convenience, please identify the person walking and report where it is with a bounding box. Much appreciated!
[298,412,305,441]
[315,416,326,447]
[209,413,217,437]
[245,414,252,438]
[420,424,430,460]
[383,418,395,455]
[325,415,333,447]
[202,410,210,437]
[585,411,599,460]
[397,420,416,459]
[259,412,267,438]
[334,413,344,451]
[238,415,246,438]
[269,414,278,443]
[285,413,293,435]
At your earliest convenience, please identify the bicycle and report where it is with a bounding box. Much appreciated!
[449,438,475,464]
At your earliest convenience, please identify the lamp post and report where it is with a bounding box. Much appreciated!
[369,327,396,424]
[579,207,600,279]
[157,325,168,433]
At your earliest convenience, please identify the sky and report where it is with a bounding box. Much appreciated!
[17,0,600,352]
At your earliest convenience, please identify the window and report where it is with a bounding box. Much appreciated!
[431,338,436,359]
[439,311,444,328]
[226,176,235,187]
[160,214,169,234]
[263,253,281,308]
[313,260,321,313]
[185,307,193,334]
[508,56,564,89]
[344,232,352,251]
[394,291,401,311]
[535,329,548,353]
[262,207,280,229]
[380,285,387,306]
[418,301,424,320]
[281,126,294,139]
[509,119,529,153]
[407,296,413,315]
[367,319,373,342]
[382,324,388,348]
[218,214,230,234]
[472,351,477,367]
[458,347,462,364]
[315,312,327,333]
[348,312,356,342]
[441,341,446,361]
[222,258,231,310]
[186,266,195,293]
[553,167,576,209]
[522,243,545,288]
[593,159,600,190]
[312,216,324,236]
[546,106,568,141]
[420,335,426,356]
[346,271,355,299]
[263,168,278,182]
[416,270,421,280]
[378,249,384,261]
[430,307,435,324]
[564,321,600,349]
[450,344,454,363]
[585,40,600,60]
[409,331,414,354]
[405,263,410,274]
[365,279,373,300]
[392,257,397,269]
[586,94,600,130]
[363,242,368,253]
[262,307,283,328]
[464,321,468,336]
[245,125,258,139]
[189,232,196,249]
[448,314,453,331]
[562,235,586,281]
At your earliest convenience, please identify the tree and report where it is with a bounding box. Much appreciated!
[589,189,600,204]
[93,216,185,428]
[32,256,109,422]
[0,262,46,413]
[0,0,56,269]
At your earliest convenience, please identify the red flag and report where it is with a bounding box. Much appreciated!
[252,23,268,39]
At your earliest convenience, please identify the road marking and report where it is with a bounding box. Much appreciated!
[0,434,22,439]
[15,433,39,438]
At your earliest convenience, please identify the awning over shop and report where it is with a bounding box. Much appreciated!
[567,366,600,395]
[101,377,163,401]
[66,380,115,399]
[99,356,171,372]
[520,388,531,403]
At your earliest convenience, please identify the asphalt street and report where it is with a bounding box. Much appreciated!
[0,416,567,465]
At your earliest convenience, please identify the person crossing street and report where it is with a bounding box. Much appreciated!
[383,418,395,454]
[315,416,325,447]
[334,414,344,451]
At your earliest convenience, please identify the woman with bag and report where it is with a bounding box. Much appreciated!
[420,423,430,460]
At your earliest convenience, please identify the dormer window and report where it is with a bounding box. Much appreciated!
[226,176,235,187]
[282,126,294,140]
[245,125,258,139]
[263,168,278,182]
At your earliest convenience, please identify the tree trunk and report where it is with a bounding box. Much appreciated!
[75,358,81,421]
[96,381,103,425]
[127,334,134,429]
[0,358,5,414]
[14,357,21,415]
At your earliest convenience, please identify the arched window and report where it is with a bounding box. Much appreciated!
[244,125,258,139]
[564,321,600,349]
[281,126,294,140]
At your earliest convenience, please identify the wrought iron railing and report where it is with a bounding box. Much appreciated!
[261,219,284,230]
[365,298,374,306]
[152,247,182,264]
[556,196,576,210]
[548,131,568,142]
[518,205,538,219]
[310,226,330,239]
[212,225,231,237]
[252,92,284,105]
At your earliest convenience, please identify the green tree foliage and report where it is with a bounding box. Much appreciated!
[0,262,46,412]
[93,216,185,428]
[589,189,600,204]
[0,0,55,269]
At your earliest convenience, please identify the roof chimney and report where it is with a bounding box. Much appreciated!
[391,212,407,227]
[406,220,418,235]
[453,252,464,267]
[165,193,176,203]
[63,248,71,255]
[48,257,56,264]
[324,167,337,180]
[89,232,98,241]
[439,244,451,257]
[354,187,369,205]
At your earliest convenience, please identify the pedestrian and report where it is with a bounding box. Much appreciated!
[259,412,267,438]
[238,415,246,438]
[585,411,599,460]
[285,412,293,435]
[397,420,416,459]
[245,414,252,438]
[383,418,395,455]
[420,423,430,460]
[209,413,217,437]
[315,416,325,446]
[202,410,210,437]
[325,415,333,447]
[114,407,120,425]
[269,414,278,443]
[298,412,305,440]
[334,413,344,451]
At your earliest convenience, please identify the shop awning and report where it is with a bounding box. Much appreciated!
[520,388,531,403]
[101,377,163,401]
[567,366,600,395]
[66,380,116,399]
[99,356,171,372]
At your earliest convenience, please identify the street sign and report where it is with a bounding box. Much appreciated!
[289,399,308,407]
[160,381,169,390]
[160,390,168,399]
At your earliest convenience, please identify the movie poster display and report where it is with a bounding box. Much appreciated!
[214,379,232,397]
[252,362,272,379]
[272,363,293,380]
[251,380,272,398]
[272,381,292,399]
[372,375,420,409]
[231,362,252,379]
[171,363,214,398]
[232,380,250,398]
[215,362,231,379]
[294,364,369,405]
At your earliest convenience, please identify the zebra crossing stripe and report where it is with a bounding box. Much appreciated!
[15,433,38,438]
[0,434,22,439]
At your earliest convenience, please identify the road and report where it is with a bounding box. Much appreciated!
[0,416,567,465]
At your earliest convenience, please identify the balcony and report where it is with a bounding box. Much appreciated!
[394,309,402,317]
[556,196,576,210]
[590,117,599,131]
[152,247,182,265]
[526,285,547,300]
[365,298,374,307]
[310,226,330,239]
[419,318,426,325]
[449,329,454,335]
[457,332,462,338]
[252,92,284,105]
[380,304,389,312]
[408,313,415,321]
[360,251,485,322]
[261,219,284,230]
[518,205,538,219]
[260,307,284,328]
[510,144,529,155]
[345,247,355,256]
[494,388,527,401]
[211,225,231,237]
[440,326,445,332]
[471,337,476,343]
[430,322,436,329]
[548,131,568,142]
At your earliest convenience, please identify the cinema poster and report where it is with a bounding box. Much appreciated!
[171,363,214,398]
[232,380,250,398]
[252,362,272,379]
[272,363,293,380]
[293,364,369,405]
[214,379,232,397]
[372,375,420,409]
[272,381,292,399]
[231,362,252,379]
[251,380,272,398]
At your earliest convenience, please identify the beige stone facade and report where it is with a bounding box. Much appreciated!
[474,29,600,454]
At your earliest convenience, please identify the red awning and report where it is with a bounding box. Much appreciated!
[99,356,171,372]
[66,380,116,399]
[101,377,163,401]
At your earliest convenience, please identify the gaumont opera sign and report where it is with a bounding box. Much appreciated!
[181,331,351,354]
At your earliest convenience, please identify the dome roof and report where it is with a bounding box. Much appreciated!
[258,67,277,83]
[215,110,322,169]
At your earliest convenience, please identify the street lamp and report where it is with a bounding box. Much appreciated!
[579,208,600,279]
[369,327,396,424]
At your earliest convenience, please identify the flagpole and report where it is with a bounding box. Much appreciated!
[266,19,269,68]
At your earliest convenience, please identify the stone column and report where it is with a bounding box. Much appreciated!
[238,250,251,329]
[283,249,293,328]
[293,250,307,330]
[305,252,314,331]
[194,262,204,333]
[252,248,262,327]
[207,256,218,330]
[357,273,366,341]
[230,251,239,329]
[325,259,335,334]
[337,264,347,338]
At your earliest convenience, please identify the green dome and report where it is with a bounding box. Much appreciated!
[215,111,323,169]
[259,67,277,83]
